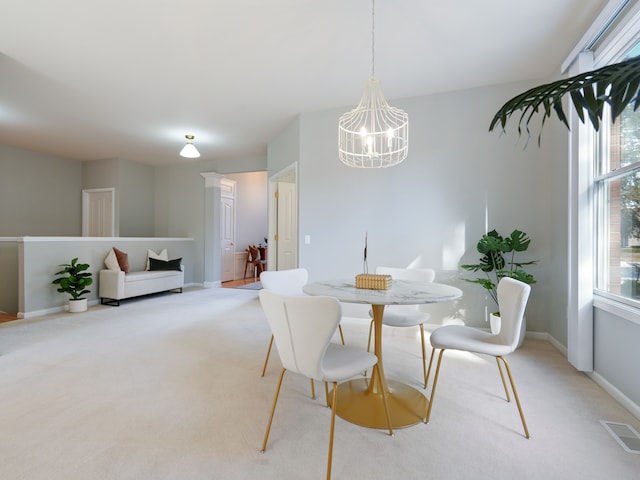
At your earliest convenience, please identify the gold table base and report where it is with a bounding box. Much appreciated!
[334,378,428,429]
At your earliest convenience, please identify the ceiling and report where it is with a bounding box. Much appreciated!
[0,0,608,166]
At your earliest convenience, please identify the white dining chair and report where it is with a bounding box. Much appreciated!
[260,268,308,376]
[259,268,345,399]
[426,277,531,438]
[367,266,435,388]
[258,290,392,480]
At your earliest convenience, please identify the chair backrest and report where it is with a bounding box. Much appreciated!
[375,266,435,283]
[249,245,260,262]
[260,268,309,295]
[375,266,435,311]
[258,290,341,380]
[496,277,531,348]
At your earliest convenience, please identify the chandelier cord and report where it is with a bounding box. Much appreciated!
[371,0,375,80]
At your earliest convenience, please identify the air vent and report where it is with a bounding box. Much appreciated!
[601,420,640,454]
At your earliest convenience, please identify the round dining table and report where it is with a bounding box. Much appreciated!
[303,278,462,429]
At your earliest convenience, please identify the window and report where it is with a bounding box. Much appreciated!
[595,42,640,302]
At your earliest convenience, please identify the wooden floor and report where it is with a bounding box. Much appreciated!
[221,278,260,288]
[0,312,19,324]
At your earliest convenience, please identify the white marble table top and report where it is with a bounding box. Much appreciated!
[303,279,462,306]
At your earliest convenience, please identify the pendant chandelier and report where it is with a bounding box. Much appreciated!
[338,0,408,168]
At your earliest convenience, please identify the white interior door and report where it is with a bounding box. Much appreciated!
[220,179,236,282]
[82,188,115,237]
[276,181,297,270]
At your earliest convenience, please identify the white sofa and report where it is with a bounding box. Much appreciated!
[99,267,184,306]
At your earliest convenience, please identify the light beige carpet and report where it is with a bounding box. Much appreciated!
[0,287,639,480]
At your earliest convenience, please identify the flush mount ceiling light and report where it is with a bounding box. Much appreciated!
[179,134,200,158]
[338,0,408,168]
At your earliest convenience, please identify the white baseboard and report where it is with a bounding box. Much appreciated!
[542,333,639,421]
[543,332,568,357]
[20,298,102,319]
[589,371,640,421]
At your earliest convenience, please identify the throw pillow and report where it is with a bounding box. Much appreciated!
[149,257,182,271]
[146,249,168,270]
[113,247,130,273]
[104,248,121,271]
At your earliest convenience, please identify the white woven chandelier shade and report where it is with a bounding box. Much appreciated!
[338,79,408,168]
[338,0,409,168]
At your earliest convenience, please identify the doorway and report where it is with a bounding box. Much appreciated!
[268,163,298,271]
[82,188,115,237]
[202,171,269,286]
[219,178,236,283]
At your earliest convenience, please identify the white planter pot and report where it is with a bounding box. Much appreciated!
[68,298,88,313]
[489,312,526,348]
[489,312,501,334]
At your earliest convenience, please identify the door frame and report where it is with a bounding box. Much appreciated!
[219,178,237,282]
[268,163,298,271]
[82,188,115,237]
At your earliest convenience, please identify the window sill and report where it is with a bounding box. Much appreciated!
[593,292,640,326]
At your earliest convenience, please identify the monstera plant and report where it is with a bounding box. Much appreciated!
[489,56,640,144]
[461,229,537,309]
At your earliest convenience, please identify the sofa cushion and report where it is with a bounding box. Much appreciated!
[124,270,182,283]
[104,248,121,271]
[146,249,168,270]
[149,257,182,271]
[113,247,130,273]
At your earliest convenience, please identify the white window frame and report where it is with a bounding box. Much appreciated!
[565,0,640,371]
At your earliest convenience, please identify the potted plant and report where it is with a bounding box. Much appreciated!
[52,257,94,313]
[461,229,537,339]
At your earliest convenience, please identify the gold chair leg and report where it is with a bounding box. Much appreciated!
[324,382,330,406]
[425,348,436,391]
[261,337,315,400]
[419,324,428,389]
[373,364,394,437]
[426,349,446,423]
[327,381,338,480]
[497,356,530,439]
[338,324,345,345]
[261,368,286,453]
[495,357,511,402]
[261,335,274,377]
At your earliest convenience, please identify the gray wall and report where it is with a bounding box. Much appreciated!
[82,159,155,237]
[118,160,155,237]
[226,171,268,252]
[153,157,267,284]
[291,80,557,333]
[594,308,640,411]
[0,145,82,236]
[0,146,266,287]
[0,239,19,313]
[267,117,300,174]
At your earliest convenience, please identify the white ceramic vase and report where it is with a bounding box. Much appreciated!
[489,312,501,334]
[68,298,88,313]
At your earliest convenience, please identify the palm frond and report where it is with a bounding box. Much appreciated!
[489,56,640,145]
